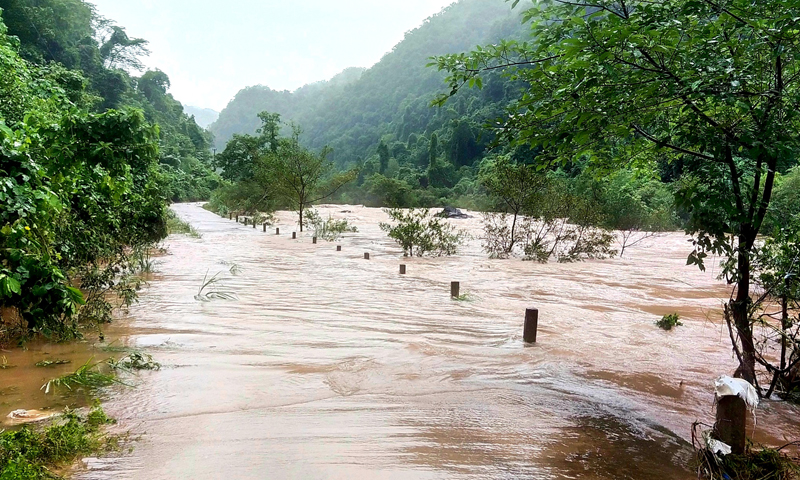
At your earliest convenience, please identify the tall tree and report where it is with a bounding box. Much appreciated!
[377,140,390,175]
[264,130,356,231]
[97,24,149,71]
[434,0,800,385]
[480,156,549,252]
[215,112,283,182]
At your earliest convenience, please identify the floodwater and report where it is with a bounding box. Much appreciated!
[3,203,799,479]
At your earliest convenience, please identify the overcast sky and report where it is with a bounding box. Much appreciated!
[89,0,456,111]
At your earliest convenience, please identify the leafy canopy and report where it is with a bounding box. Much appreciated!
[434,0,800,265]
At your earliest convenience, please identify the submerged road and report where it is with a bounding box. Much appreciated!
[68,203,799,480]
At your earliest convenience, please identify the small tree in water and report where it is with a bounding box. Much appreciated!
[303,209,358,242]
[380,208,466,257]
[258,125,355,232]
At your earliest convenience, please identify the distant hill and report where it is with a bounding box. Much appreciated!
[184,106,219,129]
[209,67,365,148]
[209,0,525,168]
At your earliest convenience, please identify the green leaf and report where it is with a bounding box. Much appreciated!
[0,275,22,296]
[66,286,86,305]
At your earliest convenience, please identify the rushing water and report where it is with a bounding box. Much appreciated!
[3,203,799,479]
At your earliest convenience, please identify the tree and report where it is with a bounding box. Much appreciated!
[265,130,356,231]
[600,170,676,256]
[380,208,466,257]
[428,133,439,171]
[215,113,282,183]
[751,216,800,398]
[434,0,800,384]
[449,120,479,166]
[479,155,549,253]
[426,133,452,187]
[377,140,390,175]
[138,69,170,103]
[98,24,150,71]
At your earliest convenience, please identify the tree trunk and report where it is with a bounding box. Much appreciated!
[732,236,757,385]
[299,204,304,232]
[782,290,789,372]
[509,211,518,253]
[620,231,630,258]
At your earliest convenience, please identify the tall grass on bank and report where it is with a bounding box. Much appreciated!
[0,405,118,480]
[166,210,201,238]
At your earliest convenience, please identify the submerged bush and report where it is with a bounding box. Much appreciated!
[656,313,683,330]
[304,209,357,242]
[696,443,800,480]
[380,208,466,257]
[482,212,514,259]
[166,210,201,238]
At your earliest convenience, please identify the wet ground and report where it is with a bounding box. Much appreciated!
[3,203,798,479]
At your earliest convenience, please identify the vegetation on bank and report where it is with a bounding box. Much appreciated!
[0,348,159,478]
[0,0,213,344]
[0,405,118,480]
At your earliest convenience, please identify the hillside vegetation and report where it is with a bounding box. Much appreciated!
[0,0,216,343]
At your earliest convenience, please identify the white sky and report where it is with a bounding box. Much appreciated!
[89,0,456,111]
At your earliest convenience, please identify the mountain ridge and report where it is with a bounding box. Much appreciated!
[209,0,525,168]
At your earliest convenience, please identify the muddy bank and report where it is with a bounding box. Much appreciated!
[5,203,797,479]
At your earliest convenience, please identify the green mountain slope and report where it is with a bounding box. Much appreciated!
[210,0,525,169]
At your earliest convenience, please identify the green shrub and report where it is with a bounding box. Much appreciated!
[0,405,116,480]
[656,313,683,330]
[166,210,201,238]
[304,210,357,242]
[380,208,467,257]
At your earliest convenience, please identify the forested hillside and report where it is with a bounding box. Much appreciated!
[210,0,524,170]
[0,0,218,344]
[0,0,221,203]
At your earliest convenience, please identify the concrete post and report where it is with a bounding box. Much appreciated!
[364,253,370,260]
[451,282,460,298]
[400,265,406,274]
[715,396,747,455]
[523,308,539,343]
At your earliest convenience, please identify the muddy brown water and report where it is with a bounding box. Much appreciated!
[2,203,799,479]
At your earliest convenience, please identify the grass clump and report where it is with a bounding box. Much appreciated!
[166,210,201,238]
[107,352,160,372]
[0,404,117,480]
[0,356,16,369]
[41,359,123,395]
[194,270,237,302]
[41,351,160,394]
[656,313,683,330]
[698,445,800,480]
